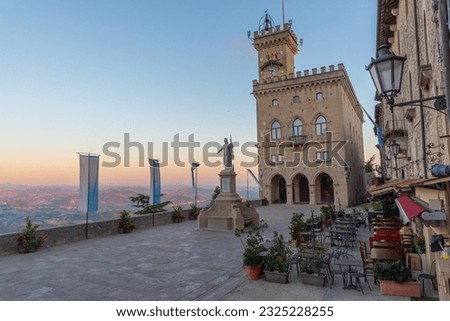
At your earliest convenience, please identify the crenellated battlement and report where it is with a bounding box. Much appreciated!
[254,63,345,86]
[253,23,292,38]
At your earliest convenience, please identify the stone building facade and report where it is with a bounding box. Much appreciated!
[376,0,450,181]
[373,0,450,300]
[251,14,366,208]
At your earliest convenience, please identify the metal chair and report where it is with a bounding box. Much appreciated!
[418,261,437,296]
[359,244,376,285]
[349,265,372,294]
[324,251,347,288]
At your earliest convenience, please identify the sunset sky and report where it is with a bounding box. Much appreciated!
[0,0,378,188]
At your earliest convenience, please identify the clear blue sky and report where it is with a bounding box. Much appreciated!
[0,0,378,187]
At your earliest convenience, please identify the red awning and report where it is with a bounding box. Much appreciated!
[395,195,426,223]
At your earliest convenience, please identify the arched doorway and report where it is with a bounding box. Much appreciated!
[271,174,287,204]
[292,174,310,203]
[319,173,334,204]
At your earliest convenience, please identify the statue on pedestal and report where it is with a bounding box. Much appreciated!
[218,136,234,169]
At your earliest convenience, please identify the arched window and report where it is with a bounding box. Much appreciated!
[293,96,300,104]
[315,116,327,136]
[272,99,279,107]
[292,119,303,136]
[271,121,281,140]
[316,92,324,101]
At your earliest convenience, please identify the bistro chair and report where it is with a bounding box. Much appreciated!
[324,252,347,288]
[343,232,357,248]
[418,261,437,296]
[359,244,376,285]
[400,234,415,254]
[349,264,372,294]
[359,241,370,257]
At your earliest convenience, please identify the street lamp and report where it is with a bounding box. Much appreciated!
[367,44,406,108]
[191,162,200,208]
[389,139,400,179]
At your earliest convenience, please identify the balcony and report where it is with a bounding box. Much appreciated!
[289,135,308,146]
[382,126,407,142]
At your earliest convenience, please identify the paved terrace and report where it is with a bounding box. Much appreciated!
[0,205,435,301]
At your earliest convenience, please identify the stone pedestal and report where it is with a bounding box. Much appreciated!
[198,168,259,230]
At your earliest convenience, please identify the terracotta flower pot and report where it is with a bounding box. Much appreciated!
[244,265,262,280]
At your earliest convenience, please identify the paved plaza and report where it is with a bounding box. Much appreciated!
[0,205,437,301]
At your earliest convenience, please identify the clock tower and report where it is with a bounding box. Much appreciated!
[251,12,366,207]
[253,13,298,80]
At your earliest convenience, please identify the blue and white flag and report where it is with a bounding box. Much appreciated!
[149,159,161,205]
[79,154,99,213]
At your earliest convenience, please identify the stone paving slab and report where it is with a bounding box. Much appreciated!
[0,204,437,301]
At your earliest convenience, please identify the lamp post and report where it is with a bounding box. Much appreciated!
[389,139,400,179]
[191,162,200,208]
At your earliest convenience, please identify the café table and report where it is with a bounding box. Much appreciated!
[329,230,356,248]
[298,242,330,250]
[371,241,398,248]
[370,247,402,261]
[335,259,364,290]
[332,224,356,230]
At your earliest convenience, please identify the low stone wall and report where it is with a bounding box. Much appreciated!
[0,200,264,256]
[0,209,189,256]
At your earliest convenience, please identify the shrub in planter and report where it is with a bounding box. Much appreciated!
[172,205,185,223]
[235,220,269,279]
[374,260,420,297]
[320,205,335,226]
[288,212,306,246]
[17,217,46,253]
[299,250,327,287]
[374,260,411,283]
[300,250,326,276]
[188,203,200,220]
[118,210,135,233]
[264,232,291,283]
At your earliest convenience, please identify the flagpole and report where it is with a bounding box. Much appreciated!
[85,153,90,240]
[152,161,155,227]
[282,0,285,25]
[247,169,249,200]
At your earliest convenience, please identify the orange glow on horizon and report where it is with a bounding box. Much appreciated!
[0,158,258,188]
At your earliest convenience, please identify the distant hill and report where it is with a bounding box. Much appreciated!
[0,184,259,234]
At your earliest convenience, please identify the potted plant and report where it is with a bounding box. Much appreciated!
[382,128,407,140]
[320,205,335,228]
[118,210,135,233]
[299,250,327,287]
[188,203,200,220]
[288,212,306,247]
[17,217,46,253]
[374,260,420,297]
[235,220,269,280]
[172,205,185,223]
[264,232,291,283]
[413,235,426,255]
